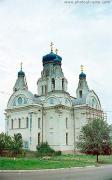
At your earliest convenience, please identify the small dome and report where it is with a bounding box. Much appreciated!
[79,72,86,79]
[42,52,62,65]
[18,70,25,77]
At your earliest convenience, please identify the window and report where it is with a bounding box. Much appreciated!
[18,97,22,105]
[66,118,68,129]
[38,133,40,145]
[79,90,82,98]
[49,98,54,104]
[26,117,29,128]
[45,85,47,95]
[38,118,41,129]
[24,98,27,104]
[11,119,13,129]
[42,86,44,95]
[62,78,64,90]
[18,118,21,128]
[23,141,29,149]
[52,78,55,90]
[29,113,32,132]
[66,133,68,145]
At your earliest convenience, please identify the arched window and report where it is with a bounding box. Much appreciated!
[38,118,41,129]
[18,118,21,128]
[49,98,54,104]
[52,78,55,90]
[62,78,64,90]
[24,98,27,104]
[18,97,22,105]
[45,85,47,95]
[42,86,44,95]
[79,90,82,98]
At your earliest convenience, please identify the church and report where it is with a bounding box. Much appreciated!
[5,43,104,153]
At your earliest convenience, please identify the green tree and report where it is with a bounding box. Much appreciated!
[78,118,112,162]
[11,133,23,155]
[0,133,23,157]
[0,133,6,153]
[0,133,12,153]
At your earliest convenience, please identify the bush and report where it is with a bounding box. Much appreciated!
[36,142,55,156]
[0,133,24,157]
[36,142,59,157]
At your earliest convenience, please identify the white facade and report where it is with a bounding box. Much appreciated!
[5,47,104,153]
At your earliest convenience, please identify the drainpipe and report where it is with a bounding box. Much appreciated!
[73,107,76,154]
[42,105,44,143]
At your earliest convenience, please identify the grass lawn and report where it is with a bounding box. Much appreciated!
[0,154,112,170]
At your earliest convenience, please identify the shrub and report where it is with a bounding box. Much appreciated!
[0,133,24,157]
[36,142,55,157]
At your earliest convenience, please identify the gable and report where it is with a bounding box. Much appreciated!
[86,90,101,110]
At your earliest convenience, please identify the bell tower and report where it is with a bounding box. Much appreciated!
[37,43,68,96]
[76,65,90,99]
[13,63,28,92]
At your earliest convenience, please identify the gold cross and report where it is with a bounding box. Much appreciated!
[50,42,54,52]
[55,48,58,54]
[81,65,84,72]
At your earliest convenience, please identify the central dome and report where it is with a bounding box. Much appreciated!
[42,52,62,66]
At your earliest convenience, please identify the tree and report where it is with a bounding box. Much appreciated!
[0,133,23,157]
[78,118,112,163]
[11,133,23,156]
[0,133,12,154]
[0,133,6,153]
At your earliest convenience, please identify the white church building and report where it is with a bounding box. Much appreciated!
[5,43,104,153]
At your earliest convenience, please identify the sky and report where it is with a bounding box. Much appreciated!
[0,0,112,132]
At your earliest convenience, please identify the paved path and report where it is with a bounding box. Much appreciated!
[0,165,112,180]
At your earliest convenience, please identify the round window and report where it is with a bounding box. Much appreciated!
[49,98,54,104]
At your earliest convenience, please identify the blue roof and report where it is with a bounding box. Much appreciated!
[42,52,62,65]
[79,72,86,79]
